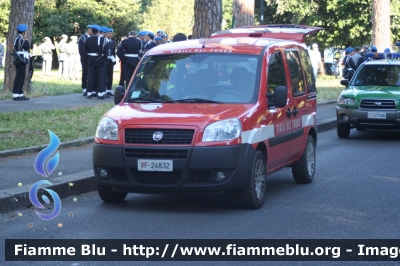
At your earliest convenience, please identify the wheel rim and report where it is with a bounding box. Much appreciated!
[254,159,266,200]
[306,141,315,176]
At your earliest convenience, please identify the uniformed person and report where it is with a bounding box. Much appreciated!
[155,36,162,46]
[57,34,69,80]
[161,33,169,44]
[12,24,30,100]
[68,36,80,80]
[156,30,164,37]
[138,31,147,58]
[78,25,93,96]
[39,36,55,77]
[118,35,127,86]
[144,32,156,52]
[82,25,107,99]
[116,30,142,87]
[105,27,116,96]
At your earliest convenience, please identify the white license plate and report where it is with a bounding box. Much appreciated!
[367,112,386,119]
[138,159,173,172]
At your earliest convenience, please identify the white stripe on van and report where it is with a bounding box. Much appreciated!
[241,113,316,144]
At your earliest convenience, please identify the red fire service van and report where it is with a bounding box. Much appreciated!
[93,25,322,209]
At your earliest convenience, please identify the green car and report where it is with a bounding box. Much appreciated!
[336,59,400,138]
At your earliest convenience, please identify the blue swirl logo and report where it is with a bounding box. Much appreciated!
[29,130,62,221]
[34,130,60,177]
[29,180,61,221]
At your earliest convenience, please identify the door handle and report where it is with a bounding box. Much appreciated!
[293,107,298,117]
[286,108,292,118]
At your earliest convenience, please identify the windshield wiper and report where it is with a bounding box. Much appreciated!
[174,98,222,103]
[127,97,175,103]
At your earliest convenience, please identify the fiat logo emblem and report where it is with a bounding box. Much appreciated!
[152,131,163,141]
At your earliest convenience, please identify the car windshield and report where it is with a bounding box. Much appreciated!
[352,64,400,87]
[127,53,259,103]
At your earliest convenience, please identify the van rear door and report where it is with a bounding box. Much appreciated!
[211,24,323,43]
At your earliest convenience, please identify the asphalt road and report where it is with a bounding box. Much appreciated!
[1,129,400,265]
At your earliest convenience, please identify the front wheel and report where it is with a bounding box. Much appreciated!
[238,151,267,209]
[98,185,127,202]
[337,122,350,138]
[292,135,316,184]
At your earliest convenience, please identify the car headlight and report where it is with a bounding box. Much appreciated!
[202,118,241,142]
[95,117,118,140]
[338,96,356,106]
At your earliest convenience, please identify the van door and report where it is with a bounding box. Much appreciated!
[284,49,312,161]
[265,51,291,170]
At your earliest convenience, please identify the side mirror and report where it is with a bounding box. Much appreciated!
[340,79,349,86]
[113,86,125,105]
[273,86,287,108]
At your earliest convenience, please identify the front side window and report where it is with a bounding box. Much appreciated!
[299,49,316,93]
[285,50,305,95]
[267,52,286,94]
[127,54,259,103]
[352,65,400,87]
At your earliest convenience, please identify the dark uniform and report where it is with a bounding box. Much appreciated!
[342,47,357,80]
[78,26,93,96]
[83,31,107,99]
[12,24,30,100]
[105,31,116,95]
[116,35,142,87]
[144,32,156,53]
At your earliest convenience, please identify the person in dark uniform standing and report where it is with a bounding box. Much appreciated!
[144,32,156,53]
[78,25,93,96]
[116,30,142,88]
[12,24,30,101]
[82,25,107,99]
[137,31,147,58]
[105,27,116,96]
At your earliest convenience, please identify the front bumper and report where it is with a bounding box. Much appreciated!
[336,106,400,129]
[93,144,257,193]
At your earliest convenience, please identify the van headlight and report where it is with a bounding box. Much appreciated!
[95,117,118,140]
[202,118,241,142]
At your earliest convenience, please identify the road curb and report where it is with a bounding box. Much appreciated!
[0,137,94,158]
[317,118,337,133]
[0,171,96,214]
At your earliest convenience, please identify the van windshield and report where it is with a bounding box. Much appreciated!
[127,53,259,103]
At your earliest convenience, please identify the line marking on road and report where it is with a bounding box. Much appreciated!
[369,175,400,182]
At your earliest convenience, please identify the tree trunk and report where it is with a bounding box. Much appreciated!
[372,0,390,51]
[233,0,254,28]
[4,0,35,92]
[192,0,222,39]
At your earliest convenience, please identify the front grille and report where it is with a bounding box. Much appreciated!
[131,170,181,184]
[360,99,396,109]
[125,129,195,144]
[125,149,188,159]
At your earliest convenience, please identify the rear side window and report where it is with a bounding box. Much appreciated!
[285,50,305,95]
[299,49,316,93]
[267,52,286,94]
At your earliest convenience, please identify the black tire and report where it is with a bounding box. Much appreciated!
[337,122,350,138]
[98,185,127,202]
[292,135,316,184]
[238,151,267,209]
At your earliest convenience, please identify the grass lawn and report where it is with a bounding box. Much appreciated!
[0,68,344,151]
[0,68,121,100]
[0,103,114,151]
[316,75,345,103]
